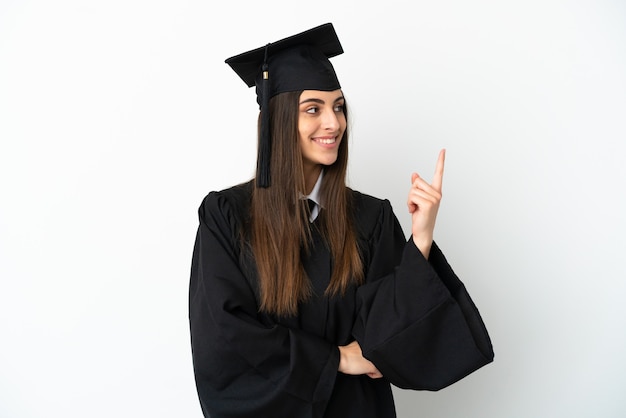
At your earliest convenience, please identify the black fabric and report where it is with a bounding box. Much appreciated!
[225,23,343,105]
[189,181,494,418]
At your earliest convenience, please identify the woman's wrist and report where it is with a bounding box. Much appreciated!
[337,344,352,373]
[412,235,432,259]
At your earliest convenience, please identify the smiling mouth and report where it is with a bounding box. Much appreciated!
[314,138,336,144]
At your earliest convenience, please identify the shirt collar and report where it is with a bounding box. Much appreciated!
[307,169,323,207]
[300,170,324,222]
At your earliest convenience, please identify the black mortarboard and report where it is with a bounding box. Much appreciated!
[225,23,344,188]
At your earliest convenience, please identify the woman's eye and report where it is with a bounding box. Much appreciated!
[334,104,344,112]
[305,107,318,114]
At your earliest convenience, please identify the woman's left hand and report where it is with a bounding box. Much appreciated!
[407,149,445,259]
[338,341,383,379]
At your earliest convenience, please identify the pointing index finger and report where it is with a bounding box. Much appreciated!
[432,149,446,192]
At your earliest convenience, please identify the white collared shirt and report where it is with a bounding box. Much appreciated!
[301,170,324,222]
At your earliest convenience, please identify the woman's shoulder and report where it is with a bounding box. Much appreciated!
[350,188,392,212]
[198,180,253,224]
[214,180,253,201]
[349,188,396,234]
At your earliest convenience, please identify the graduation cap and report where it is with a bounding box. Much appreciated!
[225,23,344,188]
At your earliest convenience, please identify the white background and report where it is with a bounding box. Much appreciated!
[1,0,625,417]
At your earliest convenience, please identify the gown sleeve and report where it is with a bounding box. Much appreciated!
[352,199,494,391]
[189,191,339,418]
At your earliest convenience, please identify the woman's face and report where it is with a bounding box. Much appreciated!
[298,89,346,174]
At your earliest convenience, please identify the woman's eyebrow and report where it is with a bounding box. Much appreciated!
[299,98,324,105]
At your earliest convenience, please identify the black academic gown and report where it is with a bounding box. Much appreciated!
[189,181,494,418]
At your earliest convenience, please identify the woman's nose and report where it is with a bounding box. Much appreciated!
[321,108,340,130]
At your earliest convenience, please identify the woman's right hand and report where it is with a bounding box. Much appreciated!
[338,341,383,379]
[407,149,446,259]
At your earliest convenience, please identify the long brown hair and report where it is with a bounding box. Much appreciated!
[250,90,364,316]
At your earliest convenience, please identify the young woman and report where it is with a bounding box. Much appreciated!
[189,23,493,418]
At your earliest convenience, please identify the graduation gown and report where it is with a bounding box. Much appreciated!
[189,181,494,418]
